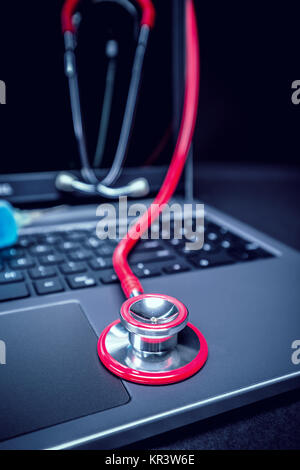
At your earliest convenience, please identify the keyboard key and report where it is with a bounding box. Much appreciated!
[129,249,174,265]
[39,234,63,245]
[10,257,35,269]
[96,245,115,257]
[30,245,53,256]
[100,271,119,284]
[0,283,29,302]
[35,278,64,295]
[178,241,218,257]
[202,242,219,253]
[228,248,253,261]
[64,230,89,241]
[205,231,220,242]
[220,232,244,247]
[29,266,57,280]
[132,263,161,278]
[221,240,232,249]
[163,262,191,275]
[85,237,104,250]
[60,261,87,275]
[0,270,24,284]
[135,240,164,252]
[89,257,113,270]
[0,247,24,259]
[218,226,231,236]
[166,238,184,248]
[177,246,200,257]
[67,274,97,289]
[39,253,65,265]
[229,247,272,262]
[68,249,92,261]
[191,251,235,269]
[57,241,81,252]
[17,236,36,248]
[244,242,260,251]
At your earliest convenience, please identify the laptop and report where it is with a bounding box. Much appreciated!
[0,0,299,450]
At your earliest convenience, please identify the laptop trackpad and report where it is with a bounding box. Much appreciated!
[0,302,129,442]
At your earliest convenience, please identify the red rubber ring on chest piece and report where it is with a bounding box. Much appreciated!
[98,320,208,385]
[120,293,188,331]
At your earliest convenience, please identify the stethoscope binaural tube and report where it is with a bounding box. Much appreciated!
[57,0,155,198]
[61,0,155,33]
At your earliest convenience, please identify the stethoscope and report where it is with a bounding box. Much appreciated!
[56,0,152,198]
[60,0,208,385]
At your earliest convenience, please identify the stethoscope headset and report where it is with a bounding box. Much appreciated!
[59,0,208,385]
[56,0,152,198]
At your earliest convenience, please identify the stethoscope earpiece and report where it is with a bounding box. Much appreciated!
[55,172,149,198]
[98,294,208,385]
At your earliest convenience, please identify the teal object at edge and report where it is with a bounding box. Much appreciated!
[0,200,18,249]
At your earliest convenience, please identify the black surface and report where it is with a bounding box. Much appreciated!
[0,302,129,442]
[123,389,300,450]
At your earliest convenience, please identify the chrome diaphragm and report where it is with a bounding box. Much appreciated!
[98,293,208,385]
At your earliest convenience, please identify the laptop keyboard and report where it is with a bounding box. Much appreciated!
[0,218,274,302]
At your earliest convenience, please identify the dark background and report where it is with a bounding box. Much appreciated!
[1,1,300,175]
[195,2,300,167]
[0,0,173,174]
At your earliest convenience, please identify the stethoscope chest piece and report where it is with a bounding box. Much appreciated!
[98,293,208,385]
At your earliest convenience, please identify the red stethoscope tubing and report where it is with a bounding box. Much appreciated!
[61,0,155,32]
[113,0,200,298]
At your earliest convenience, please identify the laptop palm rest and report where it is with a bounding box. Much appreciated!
[0,302,129,442]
